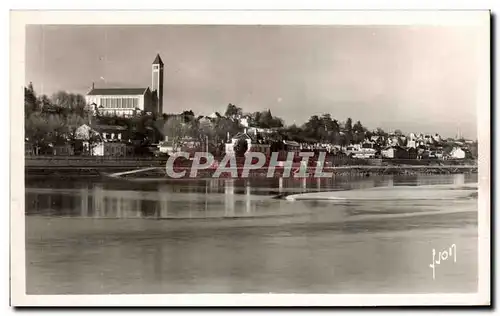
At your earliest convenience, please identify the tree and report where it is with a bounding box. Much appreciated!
[271,116,284,128]
[24,82,38,117]
[25,112,68,152]
[64,113,87,142]
[224,103,242,120]
[283,124,307,143]
[162,116,185,148]
[215,116,242,143]
[303,115,322,141]
[258,109,274,128]
[38,94,51,111]
[51,91,87,117]
[233,138,248,157]
[352,121,366,144]
[343,118,353,145]
[318,114,340,144]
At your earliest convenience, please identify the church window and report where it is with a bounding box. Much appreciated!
[153,65,159,70]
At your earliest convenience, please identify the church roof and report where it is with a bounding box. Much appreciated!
[152,54,164,65]
[87,88,148,96]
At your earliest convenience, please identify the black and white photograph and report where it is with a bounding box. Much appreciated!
[10,10,491,306]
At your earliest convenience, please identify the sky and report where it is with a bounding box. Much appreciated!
[25,24,481,138]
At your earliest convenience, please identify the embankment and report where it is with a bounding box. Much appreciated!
[25,156,478,178]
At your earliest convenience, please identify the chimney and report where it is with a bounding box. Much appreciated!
[92,82,95,90]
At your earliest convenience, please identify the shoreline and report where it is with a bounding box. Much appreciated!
[25,164,478,179]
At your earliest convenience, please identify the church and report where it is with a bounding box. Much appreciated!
[85,54,165,116]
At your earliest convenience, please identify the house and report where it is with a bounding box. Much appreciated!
[85,54,164,116]
[74,124,132,157]
[239,117,250,128]
[51,144,74,156]
[158,137,176,155]
[225,132,271,156]
[277,140,301,160]
[381,146,409,159]
[407,140,417,148]
[198,116,212,126]
[450,147,466,159]
[370,135,381,143]
[381,147,395,159]
[423,134,433,144]
[247,126,276,135]
[361,139,375,149]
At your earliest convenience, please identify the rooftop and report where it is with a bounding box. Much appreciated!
[90,124,128,132]
[152,54,164,65]
[87,88,148,96]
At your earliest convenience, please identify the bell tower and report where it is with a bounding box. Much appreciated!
[152,53,164,114]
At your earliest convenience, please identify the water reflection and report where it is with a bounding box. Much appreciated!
[25,173,479,294]
[25,173,477,220]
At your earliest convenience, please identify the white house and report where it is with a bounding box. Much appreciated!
[74,124,130,156]
[239,117,250,128]
[407,140,417,148]
[450,147,466,159]
[157,137,176,155]
[381,147,395,158]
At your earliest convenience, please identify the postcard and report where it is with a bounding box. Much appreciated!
[10,10,491,306]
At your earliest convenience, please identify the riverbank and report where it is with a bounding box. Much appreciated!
[24,156,478,178]
[26,164,478,179]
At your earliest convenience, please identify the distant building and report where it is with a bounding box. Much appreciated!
[225,132,271,156]
[407,140,417,148]
[450,147,466,159]
[85,54,165,116]
[432,134,442,142]
[74,124,133,157]
[239,117,250,128]
[246,126,276,135]
[158,137,176,155]
[381,147,395,159]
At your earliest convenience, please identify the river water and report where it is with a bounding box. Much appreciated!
[25,173,478,294]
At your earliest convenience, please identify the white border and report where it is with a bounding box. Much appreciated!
[10,10,491,307]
